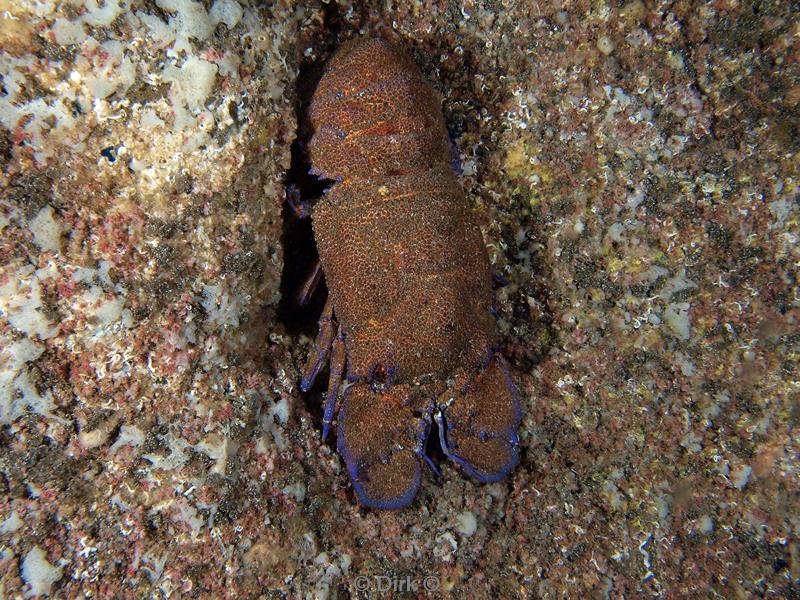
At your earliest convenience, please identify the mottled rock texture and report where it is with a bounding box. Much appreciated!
[0,0,798,598]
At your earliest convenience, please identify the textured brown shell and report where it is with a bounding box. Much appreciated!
[309,38,495,383]
[305,38,519,510]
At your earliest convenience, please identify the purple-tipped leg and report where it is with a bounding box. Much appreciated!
[301,298,335,392]
[297,259,322,306]
[286,183,313,219]
[322,334,345,441]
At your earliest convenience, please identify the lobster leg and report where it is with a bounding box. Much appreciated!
[301,297,335,392]
[286,183,313,219]
[322,332,346,441]
[297,258,322,306]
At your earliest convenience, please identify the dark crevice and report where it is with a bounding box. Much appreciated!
[425,415,447,472]
[277,49,329,336]
[279,18,345,441]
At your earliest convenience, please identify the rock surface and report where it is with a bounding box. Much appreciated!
[0,0,797,597]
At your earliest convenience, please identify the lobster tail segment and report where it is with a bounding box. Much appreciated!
[438,354,521,482]
[337,383,433,509]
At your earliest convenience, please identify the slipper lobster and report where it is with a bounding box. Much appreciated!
[300,37,521,509]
